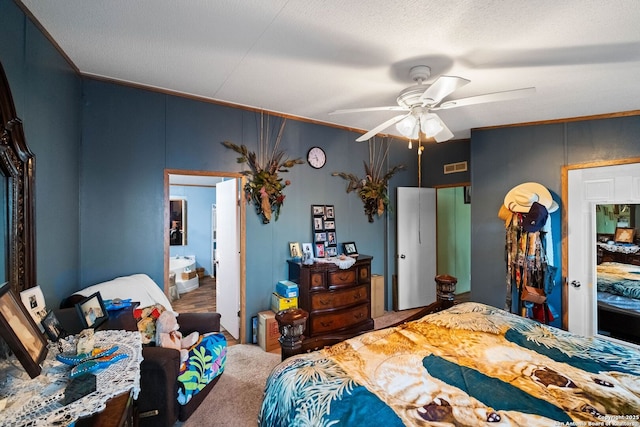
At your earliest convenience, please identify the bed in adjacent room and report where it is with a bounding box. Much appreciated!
[597,261,640,344]
[259,302,640,426]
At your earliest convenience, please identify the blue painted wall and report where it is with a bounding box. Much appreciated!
[471,117,640,327]
[79,80,419,339]
[1,0,82,306]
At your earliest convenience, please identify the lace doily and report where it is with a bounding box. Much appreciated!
[598,242,640,254]
[314,256,357,269]
[0,329,142,427]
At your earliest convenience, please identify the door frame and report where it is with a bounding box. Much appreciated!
[561,157,640,330]
[164,169,247,343]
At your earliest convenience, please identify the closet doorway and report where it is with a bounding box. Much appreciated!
[436,186,471,295]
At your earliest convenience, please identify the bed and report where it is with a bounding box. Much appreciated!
[597,262,640,344]
[259,302,640,426]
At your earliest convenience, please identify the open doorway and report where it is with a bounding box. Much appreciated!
[163,169,246,343]
[436,186,471,295]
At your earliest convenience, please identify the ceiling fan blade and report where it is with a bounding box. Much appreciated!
[420,76,470,105]
[329,106,408,115]
[355,113,410,142]
[435,87,536,110]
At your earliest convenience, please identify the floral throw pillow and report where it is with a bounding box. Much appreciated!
[133,304,165,344]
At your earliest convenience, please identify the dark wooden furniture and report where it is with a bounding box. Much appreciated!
[59,296,223,427]
[434,274,457,309]
[598,301,640,345]
[286,255,374,353]
[76,390,136,427]
[275,308,309,361]
[597,246,640,265]
[0,61,36,295]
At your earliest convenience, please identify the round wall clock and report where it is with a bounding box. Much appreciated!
[307,146,326,169]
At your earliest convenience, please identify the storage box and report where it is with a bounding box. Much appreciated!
[181,270,197,280]
[271,292,298,312]
[276,280,299,298]
[371,274,384,318]
[196,267,205,279]
[257,310,280,352]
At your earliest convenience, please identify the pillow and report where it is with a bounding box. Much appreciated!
[133,304,166,344]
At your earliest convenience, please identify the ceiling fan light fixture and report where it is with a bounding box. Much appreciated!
[396,114,418,138]
[421,113,443,137]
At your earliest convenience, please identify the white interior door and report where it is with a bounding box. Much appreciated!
[216,179,240,339]
[567,162,640,337]
[396,187,437,310]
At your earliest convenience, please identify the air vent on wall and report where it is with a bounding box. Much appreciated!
[443,161,468,174]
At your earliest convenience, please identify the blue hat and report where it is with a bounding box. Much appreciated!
[522,202,548,232]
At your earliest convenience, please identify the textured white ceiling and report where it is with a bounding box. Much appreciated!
[20,0,640,141]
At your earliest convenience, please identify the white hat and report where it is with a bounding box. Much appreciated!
[504,182,559,213]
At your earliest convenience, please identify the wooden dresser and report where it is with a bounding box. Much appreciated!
[287,255,374,350]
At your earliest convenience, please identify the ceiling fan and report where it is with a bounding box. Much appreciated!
[330,65,535,143]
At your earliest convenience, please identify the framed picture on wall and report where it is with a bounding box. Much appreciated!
[315,243,326,258]
[312,205,325,216]
[325,205,335,219]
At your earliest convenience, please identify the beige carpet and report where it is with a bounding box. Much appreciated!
[179,344,281,427]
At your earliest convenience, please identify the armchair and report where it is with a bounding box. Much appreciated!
[59,274,225,427]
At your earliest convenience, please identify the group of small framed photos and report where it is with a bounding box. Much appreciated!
[288,204,359,261]
[312,204,338,258]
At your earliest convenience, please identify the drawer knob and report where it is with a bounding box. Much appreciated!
[354,312,364,319]
[338,273,350,281]
[319,298,331,305]
[354,292,361,300]
[320,320,334,327]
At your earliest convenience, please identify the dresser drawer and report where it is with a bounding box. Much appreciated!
[308,271,326,291]
[310,304,370,335]
[357,264,370,283]
[310,285,368,311]
[328,269,356,288]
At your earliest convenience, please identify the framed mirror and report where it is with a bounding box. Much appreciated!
[0,61,36,295]
[170,198,187,246]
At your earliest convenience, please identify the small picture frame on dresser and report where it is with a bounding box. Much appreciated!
[342,242,358,257]
[614,227,635,243]
[41,310,65,342]
[289,242,301,258]
[75,292,108,329]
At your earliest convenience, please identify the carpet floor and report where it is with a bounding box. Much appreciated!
[178,344,281,427]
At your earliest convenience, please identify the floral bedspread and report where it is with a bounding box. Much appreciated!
[259,302,640,426]
[177,332,227,405]
[598,262,640,299]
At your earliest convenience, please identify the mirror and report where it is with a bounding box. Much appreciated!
[0,61,36,295]
[595,203,640,345]
[170,198,187,245]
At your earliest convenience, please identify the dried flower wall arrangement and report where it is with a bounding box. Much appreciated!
[332,138,405,222]
[222,115,303,223]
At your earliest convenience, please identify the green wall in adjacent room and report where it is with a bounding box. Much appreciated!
[436,187,471,294]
